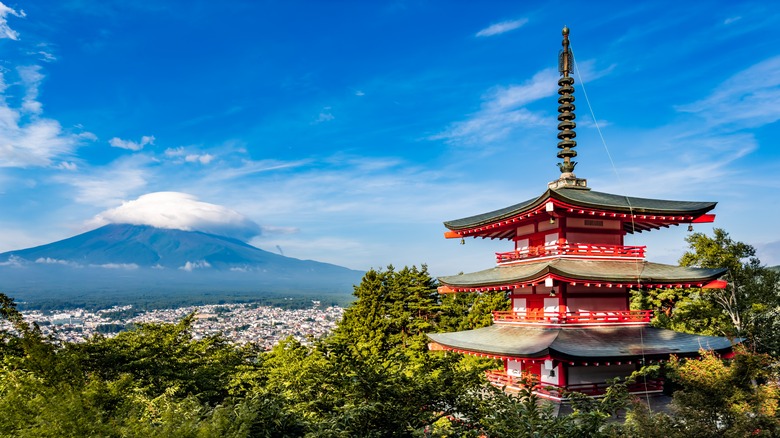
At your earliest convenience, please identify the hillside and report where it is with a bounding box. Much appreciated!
[0,224,363,308]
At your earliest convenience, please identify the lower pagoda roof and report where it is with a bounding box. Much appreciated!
[427,325,735,362]
[438,259,726,291]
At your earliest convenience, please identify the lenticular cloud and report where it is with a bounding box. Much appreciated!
[89,192,261,241]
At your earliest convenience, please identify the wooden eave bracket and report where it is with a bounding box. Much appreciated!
[444,231,463,239]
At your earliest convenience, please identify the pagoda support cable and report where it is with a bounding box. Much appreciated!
[571,41,652,409]
[571,46,641,283]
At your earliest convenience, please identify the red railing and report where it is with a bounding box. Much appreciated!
[492,309,652,325]
[485,370,664,398]
[496,243,646,264]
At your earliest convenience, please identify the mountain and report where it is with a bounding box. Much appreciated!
[0,224,364,308]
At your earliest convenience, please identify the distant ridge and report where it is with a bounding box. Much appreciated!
[0,224,363,307]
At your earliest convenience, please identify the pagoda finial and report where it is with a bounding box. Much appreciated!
[549,26,588,190]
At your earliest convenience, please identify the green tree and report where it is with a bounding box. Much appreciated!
[632,229,780,353]
[439,290,509,332]
[680,229,779,339]
[622,348,780,438]
[73,313,251,404]
[331,265,440,360]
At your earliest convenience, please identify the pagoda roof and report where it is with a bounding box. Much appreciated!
[443,187,717,236]
[438,259,726,291]
[427,325,735,361]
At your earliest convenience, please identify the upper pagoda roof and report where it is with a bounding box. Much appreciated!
[444,187,717,234]
[442,28,719,239]
[438,258,726,291]
[427,325,734,361]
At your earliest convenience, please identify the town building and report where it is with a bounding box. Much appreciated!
[427,27,735,400]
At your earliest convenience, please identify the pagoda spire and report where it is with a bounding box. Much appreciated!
[549,26,588,190]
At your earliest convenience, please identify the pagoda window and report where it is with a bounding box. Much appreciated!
[543,297,559,312]
[538,220,558,232]
[568,218,621,230]
[507,359,523,377]
[567,284,627,294]
[565,231,622,246]
[568,364,635,386]
[512,297,526,312]
[540,360,560,386]
[515,224,534,237]
[515,238,529,252]
[512,286,534,295]
[567,296,627,312]
[511,296,559,313]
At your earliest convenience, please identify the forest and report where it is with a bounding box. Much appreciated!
[1,229,779,437]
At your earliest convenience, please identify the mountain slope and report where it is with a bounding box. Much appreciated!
[1,223,342,271]
[0,224,363,305]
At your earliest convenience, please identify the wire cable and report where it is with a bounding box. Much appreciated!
[571,45,653,409]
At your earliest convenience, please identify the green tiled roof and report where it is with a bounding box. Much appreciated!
[438,259,726,287]
[444,187,717,230]
[427,325,734,360]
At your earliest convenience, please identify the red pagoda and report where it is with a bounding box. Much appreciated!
[427,27,734,400]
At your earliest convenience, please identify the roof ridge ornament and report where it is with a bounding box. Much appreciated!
[549,26,589,191]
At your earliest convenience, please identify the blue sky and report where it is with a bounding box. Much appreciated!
[0,0,778,275]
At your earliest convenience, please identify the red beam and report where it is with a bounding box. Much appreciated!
[437,285,456,294]
[692,214,716,223]
[702,279,728,289]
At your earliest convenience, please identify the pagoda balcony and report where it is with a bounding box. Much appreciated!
[492,309,652,326]
[496,243,646,264]
[485,370,664,400]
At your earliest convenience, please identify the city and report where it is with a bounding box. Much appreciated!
[2,302,344,349]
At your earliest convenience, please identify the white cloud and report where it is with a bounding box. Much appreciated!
[676,55,780,130]
[35,257,78,266]
[165,146,185,157]
[201,157,310,181]
[432,60,612,146]
[18,65,44,115]
[261,225,299,235]
[0,66,95,167]
[109,135,155,151]
[180,260,211,271]
[432,68,556,145]
[88,191,262,241]
[431,108,546,145]
[30,50,56,62]
[56,161,78,170]
[475,18,528,37]
[0,115,89,168]
[485,68,559,110]
[165,146,215,164]
[0,255,23,266]
[90,263,139,269]
[57,155,150,206]
[0,2,24,41]
[314,107,334,123]
[185,153,214,164]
